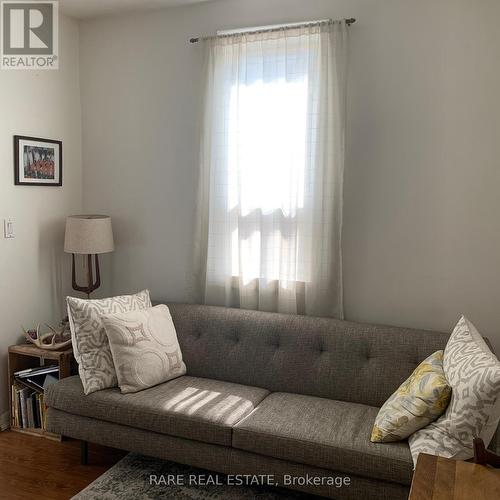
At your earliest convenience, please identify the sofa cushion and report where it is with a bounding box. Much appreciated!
[67,290,152,395]
[168,303,450,408]
[409,315,500,464]
[102,305,186,393]
[371,350,451,443]
[233,392,413,485]
[46,375,269,446]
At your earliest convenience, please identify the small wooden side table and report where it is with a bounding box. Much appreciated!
[8,344,74,441]
[409,453,500,499]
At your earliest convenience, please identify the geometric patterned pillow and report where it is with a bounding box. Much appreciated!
[409,315,500,465]
[371,350,451,443]
[102,304,186,393]
[67,290,151,395]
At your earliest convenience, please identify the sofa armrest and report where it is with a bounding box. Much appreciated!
[489,424,500,454]
[482,337,500,453]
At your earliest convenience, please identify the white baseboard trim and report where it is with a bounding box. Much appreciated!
[0,411,9,431]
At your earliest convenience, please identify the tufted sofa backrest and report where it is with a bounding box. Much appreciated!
[167,303,450,408]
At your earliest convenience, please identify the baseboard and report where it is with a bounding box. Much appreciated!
[0,411,9,431]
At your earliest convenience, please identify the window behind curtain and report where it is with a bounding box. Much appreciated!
[194,21,348,317]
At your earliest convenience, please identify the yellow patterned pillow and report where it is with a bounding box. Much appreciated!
[371,350,451,443]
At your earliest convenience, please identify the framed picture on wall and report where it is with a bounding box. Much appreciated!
[14,135,62,186]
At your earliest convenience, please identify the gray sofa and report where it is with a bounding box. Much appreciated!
[46,304,462,498]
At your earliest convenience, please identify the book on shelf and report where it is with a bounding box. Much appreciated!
[12,382,48,431]
[27,394,34,428]
[18,387,29,428]
[11,365,56,431]
[11,385,20,428]
[15,365,59,378]
[32,393,39,428]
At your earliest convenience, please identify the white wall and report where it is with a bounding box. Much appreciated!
[0,15,82,418]
[79,0,500,353]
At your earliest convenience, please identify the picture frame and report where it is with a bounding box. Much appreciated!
[14,135,62,186]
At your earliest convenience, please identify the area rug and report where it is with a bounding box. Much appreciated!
[72,453,312,499]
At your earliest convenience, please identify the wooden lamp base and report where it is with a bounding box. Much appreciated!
[72,253,101,299]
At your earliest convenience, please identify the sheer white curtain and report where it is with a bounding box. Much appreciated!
[193,20,348,317]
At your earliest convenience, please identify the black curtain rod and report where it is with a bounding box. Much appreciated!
[189,18,356,44]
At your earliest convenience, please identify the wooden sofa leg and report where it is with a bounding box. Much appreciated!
[81,440,88,465]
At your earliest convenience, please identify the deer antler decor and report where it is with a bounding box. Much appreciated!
[22,323,72,351]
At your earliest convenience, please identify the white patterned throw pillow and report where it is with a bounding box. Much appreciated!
[67,290,152,395]
[409,315,500,465]
[101,304,186,393]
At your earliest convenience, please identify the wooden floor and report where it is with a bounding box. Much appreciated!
[0,431,126,500]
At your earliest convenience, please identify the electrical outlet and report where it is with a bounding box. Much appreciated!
[4,218,14,238]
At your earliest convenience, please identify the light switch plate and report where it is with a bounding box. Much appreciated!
[4,218,14,238]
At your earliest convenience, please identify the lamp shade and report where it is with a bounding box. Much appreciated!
[64,215,114,255]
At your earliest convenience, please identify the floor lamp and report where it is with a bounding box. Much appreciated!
[64,215,114,298]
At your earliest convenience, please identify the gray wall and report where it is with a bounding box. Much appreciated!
[0,15,82,420]
[80,0,500,353]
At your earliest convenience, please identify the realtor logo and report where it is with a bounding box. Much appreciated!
[1,1,58,69]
